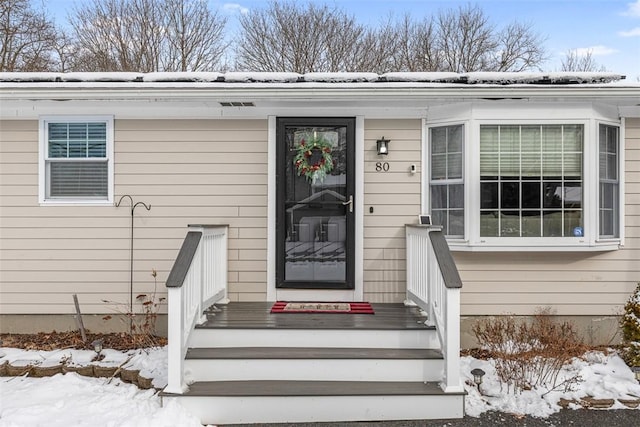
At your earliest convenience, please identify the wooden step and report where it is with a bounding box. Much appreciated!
[184,347,444,382]
[186,346,442,359]
[188,327,438,349]
[162,380,465,424]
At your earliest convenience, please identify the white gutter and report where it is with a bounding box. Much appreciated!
[1,83,639,104]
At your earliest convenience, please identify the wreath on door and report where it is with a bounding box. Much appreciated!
[293,135,334,184]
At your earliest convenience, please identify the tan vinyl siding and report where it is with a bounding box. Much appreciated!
[455,117,640,316]
[2,115,638,318]
[0,119,268,314]
[363,119,422,303]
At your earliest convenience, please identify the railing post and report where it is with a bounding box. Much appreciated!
[425,232,436,326]
[219,227,229,304]
[443,287,463,393]
[165,286,187,394]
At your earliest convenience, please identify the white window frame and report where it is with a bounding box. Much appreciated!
[39,116,114,205]
[597,119,624,244]
[423,104,623,251]
[425,121,467,240]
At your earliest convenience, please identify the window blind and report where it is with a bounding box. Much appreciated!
[46,122,108,200]
[480,125,583,177]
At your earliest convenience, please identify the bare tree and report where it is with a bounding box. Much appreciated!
[345,17,401,73]
[493,21,547,72]
[0,0,58,71]
[561,49,607,72]
[235,1,371,73]
[435,4,497,72]
[234,2,547,73]
[68,0,227,72]
[50,29,80,72]
[161,0,228,71]
[68,0,159,71]
[389,14,441,72]
[433,5,546,72]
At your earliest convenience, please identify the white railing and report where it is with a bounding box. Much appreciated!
[165,225,229,394]
[406,225,463,393]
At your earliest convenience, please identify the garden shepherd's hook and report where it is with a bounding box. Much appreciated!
[116,195,151,333]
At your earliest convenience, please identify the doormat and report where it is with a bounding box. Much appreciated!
[270,301,374,314]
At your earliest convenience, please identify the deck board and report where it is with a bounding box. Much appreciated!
[186,347,442,359]
[198,302,431,330]
[171,380,462,397]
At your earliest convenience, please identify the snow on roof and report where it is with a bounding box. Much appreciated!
[0,71,627,85]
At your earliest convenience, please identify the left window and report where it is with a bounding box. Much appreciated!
[40,117,113,204]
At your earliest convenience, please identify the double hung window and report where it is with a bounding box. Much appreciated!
[429,124,464,238]
[599,124,619,239]
[40,117,113,204]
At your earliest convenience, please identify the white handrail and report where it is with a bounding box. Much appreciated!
[406,225,463,393]
[165,225,229,394]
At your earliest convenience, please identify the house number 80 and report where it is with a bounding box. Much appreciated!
[375,162,390,172]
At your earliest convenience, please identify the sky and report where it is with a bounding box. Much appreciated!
[44,0,640,80]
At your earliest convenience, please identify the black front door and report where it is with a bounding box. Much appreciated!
[276,117,355,289]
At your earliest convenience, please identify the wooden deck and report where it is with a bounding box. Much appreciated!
[198,302,433,330]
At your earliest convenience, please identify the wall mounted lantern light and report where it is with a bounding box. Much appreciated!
[376,137,390,155]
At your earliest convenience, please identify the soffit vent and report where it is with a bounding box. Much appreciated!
[219,101,255,107]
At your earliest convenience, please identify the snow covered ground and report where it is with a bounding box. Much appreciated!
[1,346,639,426]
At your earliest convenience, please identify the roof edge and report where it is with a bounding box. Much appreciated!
[0,71,627,85]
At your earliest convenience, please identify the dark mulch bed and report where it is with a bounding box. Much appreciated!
[0,331,167,351]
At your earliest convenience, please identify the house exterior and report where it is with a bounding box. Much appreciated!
[1,71,639,345]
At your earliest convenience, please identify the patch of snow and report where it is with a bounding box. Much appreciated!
[382,72,462,82]
[1,345,640,424]
[464,71,625,84]
[60,72,142,82]
[303,72,379,82]
[222,72,301,82]
[0,374,202,427]
[0,72,61,82]
[461,351,640,418]
[143,72,223,82]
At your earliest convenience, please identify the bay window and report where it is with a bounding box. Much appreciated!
[426,106,622,250]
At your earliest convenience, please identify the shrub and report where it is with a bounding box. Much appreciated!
[472,308,587,394]
[102,269,165,348]
[620,283,640,366]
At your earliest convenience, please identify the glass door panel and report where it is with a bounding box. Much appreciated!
[276,118,355,289]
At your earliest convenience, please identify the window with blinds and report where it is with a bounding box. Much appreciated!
[479,124,583,238]
[430,124,464,238]
[45,122,109,200]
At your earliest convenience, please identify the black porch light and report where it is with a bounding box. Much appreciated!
[376,137,390,155]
